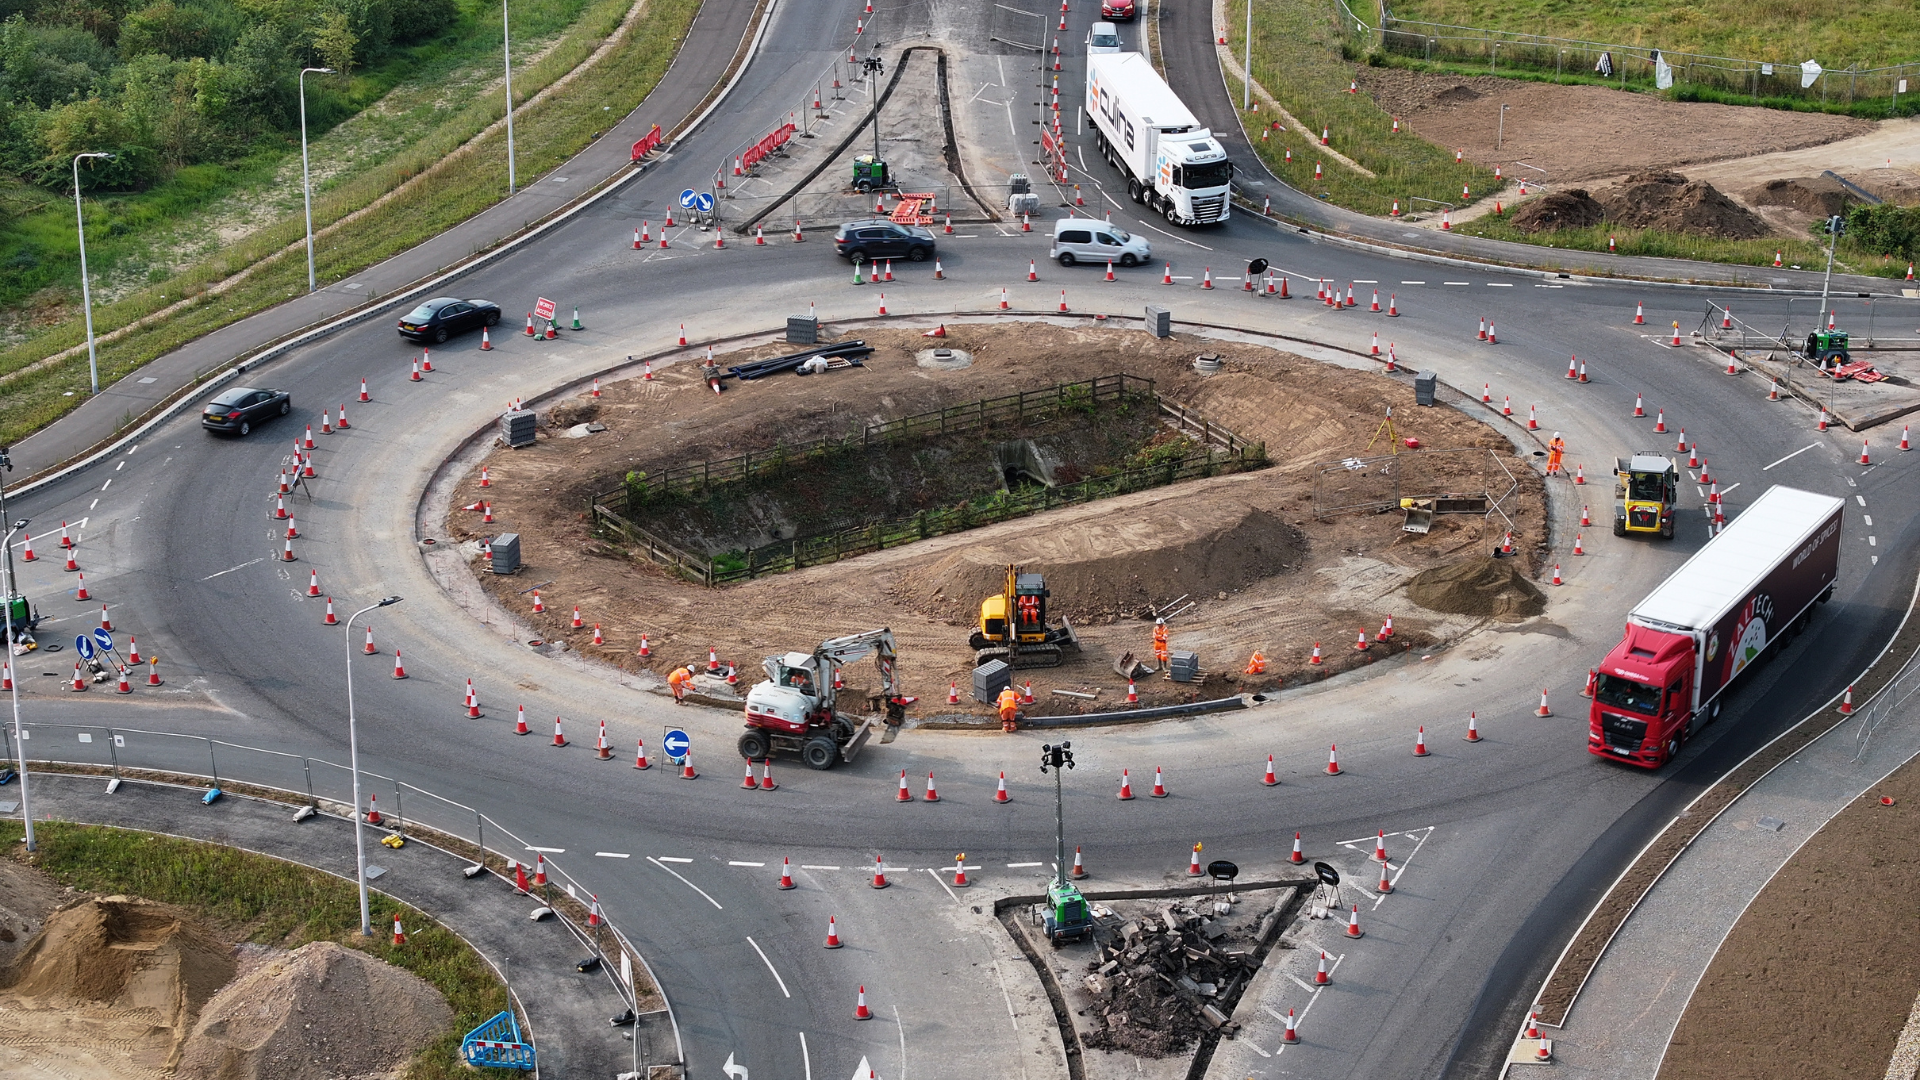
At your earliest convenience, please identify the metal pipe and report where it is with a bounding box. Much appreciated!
[346,596,403,935]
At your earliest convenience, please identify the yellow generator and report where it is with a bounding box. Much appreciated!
[1613,453,1678,539]
[969,565,1079,668]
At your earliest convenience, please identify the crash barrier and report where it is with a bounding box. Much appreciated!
[0,722,679,1065]
[629,123,664,162]
[590,374,1267,584]
[1340,0,1919,108]
[1309,446,1520,525]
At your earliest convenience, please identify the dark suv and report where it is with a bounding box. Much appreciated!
[834,220,937,263]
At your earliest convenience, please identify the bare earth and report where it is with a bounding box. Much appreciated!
[447,321,1547,716]
[1659,750,1920,1079]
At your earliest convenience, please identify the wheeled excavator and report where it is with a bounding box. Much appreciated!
[739,629,915,770]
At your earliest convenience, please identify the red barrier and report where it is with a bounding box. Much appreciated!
[739,124,798,173]
[630,124,663,161]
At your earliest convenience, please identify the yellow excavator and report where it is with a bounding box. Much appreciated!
[970,565,1079,668]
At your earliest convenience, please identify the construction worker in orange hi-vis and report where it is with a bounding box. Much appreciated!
[997,685,1021,732]
[1152,616,1170,668]
[668,665,693,704]
[1546,432,1566,477]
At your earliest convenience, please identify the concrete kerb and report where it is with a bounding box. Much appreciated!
[11,760,684,1068]
[1522,566,1920,1038]
[10,0,787,501]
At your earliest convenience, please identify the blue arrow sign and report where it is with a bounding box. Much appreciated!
[661,728,691,762]
[678,188,698,209]
[694,192,715,214]
[93,628,114,653]
[74,635,95,660]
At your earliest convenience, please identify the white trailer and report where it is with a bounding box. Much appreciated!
[1085,53,1232,225]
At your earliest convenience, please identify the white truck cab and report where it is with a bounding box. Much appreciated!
[1086,52,1232,225]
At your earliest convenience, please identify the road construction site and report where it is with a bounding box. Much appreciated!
[444,320,1545,716]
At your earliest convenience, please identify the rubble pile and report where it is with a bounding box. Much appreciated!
[1079,901,1250,1057]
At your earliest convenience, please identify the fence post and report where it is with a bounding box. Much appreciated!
[303,757,316,809]
[206,738,220,790]
[393,780,406,835]
[106,729,121,781]
[475,811,486,867]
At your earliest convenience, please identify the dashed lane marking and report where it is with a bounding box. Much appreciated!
[800,865,841,871]
[1864,515,1873,526]
[526,846,565,853]
[1858,495,1869,505]
[655,856,692,863]
[1444,281,1470,286]
[594,851,630,858]
[647,856,723,910]
[728,861,765,867]
[1007,862,1044,868]
[1488,282,1514,287]
[1402,280,1426,285]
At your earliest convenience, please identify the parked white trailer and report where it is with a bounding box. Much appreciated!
[1085,52,1232,225]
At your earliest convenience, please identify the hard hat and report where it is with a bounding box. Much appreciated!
[1553,431,1561,439]
[1155,616,1166,625]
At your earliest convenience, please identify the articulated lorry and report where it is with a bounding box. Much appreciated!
[1588,485,1843,769]
[1085,52,1232,225]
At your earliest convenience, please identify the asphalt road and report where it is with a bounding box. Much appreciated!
[7,2,1920,1078]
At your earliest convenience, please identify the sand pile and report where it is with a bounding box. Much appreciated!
[1596,171,1769,238]
[1406,557,1545,620]
[3,896,235,1016]
[1509,189,1605,234]
[892,505,1304,621]
[0,858,66,972]
[1746,176,1853,217]
[176,940,451,1080]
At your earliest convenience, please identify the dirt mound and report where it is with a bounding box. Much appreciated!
[0,858,67,973]
[1746,176,1853,217]
[1431,83,1483,105]
[176,940,451,1080]
[1509,189,1605,234]
[3,896,234,1015]
[1596,172,1770,238]
[1406,557,1545,620]
[892,504,1305,621]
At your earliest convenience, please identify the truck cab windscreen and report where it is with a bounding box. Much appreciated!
[1595,673,1661,714]
[1628,473,1666,500]
[1177,160,1232,188]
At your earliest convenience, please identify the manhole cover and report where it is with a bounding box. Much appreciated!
[916,347,973,370]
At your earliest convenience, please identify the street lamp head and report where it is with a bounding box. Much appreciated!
[305,66,335,74]
[378,595,403,607]
[11,520,27,530]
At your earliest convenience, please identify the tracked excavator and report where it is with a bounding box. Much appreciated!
[739,629,914,770]
[970,564,1079,669]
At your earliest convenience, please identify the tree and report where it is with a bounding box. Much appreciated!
[311,9,354,78]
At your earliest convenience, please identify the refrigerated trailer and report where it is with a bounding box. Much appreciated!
[1084,52,1232,225]
[1588,485,1844,769]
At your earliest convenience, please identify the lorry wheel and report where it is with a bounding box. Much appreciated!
[1126,179,1143,204]
[736,730,769,761]
[802,736,838,770]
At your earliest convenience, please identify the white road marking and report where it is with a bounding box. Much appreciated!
[647,856,723,909]
[1443,281,1470,286]
[800,864,840,871]
[1286,973,1320,994]
[594,851,630,858]
[655,856,692,863]
[728,861,765,867]
[1402,280,1426,284]
[89,499,98,510]
[1131,217,1210,249]
[1007,861,1043,868]
[745,935,790,997]
[100,478,110,490]
[1275,953,1345,1055]
[1172,274,1193,279]
[129,445,138,454]
[799,1032,811,1080]
[1870,536,1878,546]
[526,846,565,853]
[1763,443,1821,470]
[200,557,265,581]
[1858,495,1868,505]
[1720,483,1740,496]
[1488,282,1514,287]
[1864,515,1873,526]
[115,460,125,471]
[896,1003,908,1079]
[1353,279,1377,284]
[1374,826,1436,909]
[926,867,963,904]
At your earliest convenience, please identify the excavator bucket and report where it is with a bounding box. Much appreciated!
[1113,651,1151,680]
[842,717,880,761]
[1402,506,1434,534]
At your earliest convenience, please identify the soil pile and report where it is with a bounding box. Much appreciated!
[1406,557,1545,619]
[3,896,234,1015]
[176,940,451,1080]
[0,858,67,972]
[1596,171,1769,238]
[1430,83,1483,106]
[892,505,1304,621]
[1509,189,1605,234]
[1746,175,1854,217]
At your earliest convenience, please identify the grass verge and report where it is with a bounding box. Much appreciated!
[1223,0,1498,218]
[0,0,704,453]
[0,818,515,1080]
[1454,216,1907,279]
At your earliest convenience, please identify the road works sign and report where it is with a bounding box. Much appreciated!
[533,297,556,322]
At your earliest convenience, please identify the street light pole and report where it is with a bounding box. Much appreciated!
[1243,0,1253,111]
[503,0,516,195]
[299,67,335,294]
[1039,741,1074,889]
[72,152,114,397]
[345,595,402,936]
[0,492,31,853]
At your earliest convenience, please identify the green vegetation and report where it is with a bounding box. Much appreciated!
[1,819,514,1080]
[1225,0,1497,219]
[1846,204,1920,260]
[1381,0,1920,71]
[1452,215,1910,278]
[0,0,702,451]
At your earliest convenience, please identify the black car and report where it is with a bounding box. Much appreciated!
[834,220,937,263]
[201,386,291,436]
[396,296,502,343]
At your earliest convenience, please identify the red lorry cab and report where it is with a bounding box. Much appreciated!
[1589,486,1843,768]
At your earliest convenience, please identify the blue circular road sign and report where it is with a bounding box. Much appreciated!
[678,188,699,209]
[694,192,715,214]
[93,628,114,652]
[661,728,691,761]
[74,635,95,660]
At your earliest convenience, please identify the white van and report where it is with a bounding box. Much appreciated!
[1049,216,1152,267]
[1088,22,1120,54]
